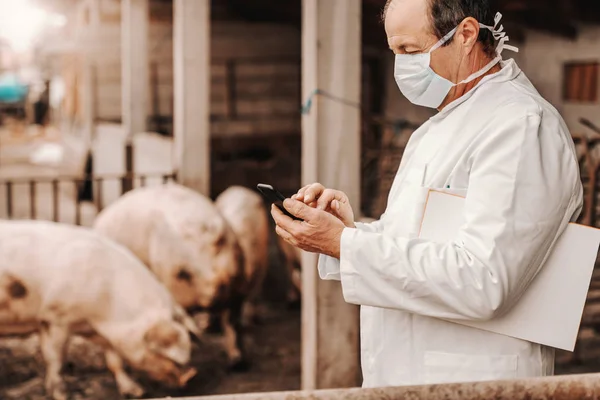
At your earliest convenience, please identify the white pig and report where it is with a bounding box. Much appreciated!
[93,183,249,370]
[0,219,201,400]
[215,186,269,326]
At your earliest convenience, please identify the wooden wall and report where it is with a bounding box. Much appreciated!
[56,2,303,198]
[47,1,388,204]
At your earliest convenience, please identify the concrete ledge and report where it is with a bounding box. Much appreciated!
[147,373,600,400]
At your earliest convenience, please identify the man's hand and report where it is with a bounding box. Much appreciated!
[293,183,355,228]
[271,198,346,259]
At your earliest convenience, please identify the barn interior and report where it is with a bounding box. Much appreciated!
[1,0,600,399]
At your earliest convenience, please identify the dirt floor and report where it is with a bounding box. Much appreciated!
[4,302,600,400]
[0,305,300,400]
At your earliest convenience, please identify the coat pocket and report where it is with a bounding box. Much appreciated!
[423,351,518,384]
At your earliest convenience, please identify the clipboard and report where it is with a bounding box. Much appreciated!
[418,189,600,351]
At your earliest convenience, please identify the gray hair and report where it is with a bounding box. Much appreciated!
[383,0,497,58]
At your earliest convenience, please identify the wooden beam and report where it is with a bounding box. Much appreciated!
[121,0,149,139]
[80,56,96,148]
[173,0,211,195]
[363,0,386,8]
[301,0,362,390]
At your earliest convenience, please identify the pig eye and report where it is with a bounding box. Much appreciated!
[176,268,193,282]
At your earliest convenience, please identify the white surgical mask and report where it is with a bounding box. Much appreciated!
[394,12,519,109]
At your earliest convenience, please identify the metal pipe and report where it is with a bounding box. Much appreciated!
[0,172,168,185]
[74,180,81,226]
[95,178,103,212]
[29,180,36,219]
[6,181,12,218]
[52,179,59,222]
[122,141,134,194]
[147,373,600,400]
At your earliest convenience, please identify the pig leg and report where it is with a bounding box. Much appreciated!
[287,266,302,308]
[39,322,69,400]
[105,349,145,399]
[244,297,268,326]
[291,267,302,293]
[242,291,263,327]
[242,263,269,327]
[205,312,224,334]
[222,299,249,372]
[241,301,256,327]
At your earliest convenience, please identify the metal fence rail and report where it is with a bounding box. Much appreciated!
[0,172,176,226]
[148,373,600,400]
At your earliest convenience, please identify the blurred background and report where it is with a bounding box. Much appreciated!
[0,0,600,399]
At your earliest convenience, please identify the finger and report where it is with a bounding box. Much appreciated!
[275,225,298,247]
[270,204,291,227]
[273,203,302,234]
[303,183,325,204]
[283,198,318,223]
[331,199,346,218]
[316,189,338,211]
[332,199,340,212]
[295,185,312,201]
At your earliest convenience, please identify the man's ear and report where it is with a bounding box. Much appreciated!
[457,17,480,54]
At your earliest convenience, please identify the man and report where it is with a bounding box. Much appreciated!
[271,0,583,388]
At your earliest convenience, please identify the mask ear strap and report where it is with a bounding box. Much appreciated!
[456,55,502,85]
[429,26,458,53]
[479,12,519,55]
[430,12,519,55]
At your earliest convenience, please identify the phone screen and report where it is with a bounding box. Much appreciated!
[257,184,303,221]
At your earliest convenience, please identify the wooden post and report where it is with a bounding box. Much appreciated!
[80,57,95,149]
[301,0,362,390]
[121,0,148,138]
[173,0,211,195]
[121,0,148,191]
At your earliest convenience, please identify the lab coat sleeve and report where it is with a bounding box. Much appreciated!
[338,112,581,321]
[318,215,387,281]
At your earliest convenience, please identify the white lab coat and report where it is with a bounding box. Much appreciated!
[319,59,584,387]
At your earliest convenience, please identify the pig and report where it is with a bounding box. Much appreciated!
[215,186,269,326]
[276,234,302,306]
[0,219,201,400]
[93,182,249,370]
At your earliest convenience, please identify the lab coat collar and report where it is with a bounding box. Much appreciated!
[430,58,522,122]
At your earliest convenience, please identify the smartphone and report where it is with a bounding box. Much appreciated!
[256,183,303,221]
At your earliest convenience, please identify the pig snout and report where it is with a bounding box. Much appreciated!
[138,320,196,387]
[178,366,198,387]
[139,354,197,388]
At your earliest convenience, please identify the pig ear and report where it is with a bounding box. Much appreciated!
[144,320,191,366]
[144,321,179,349]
